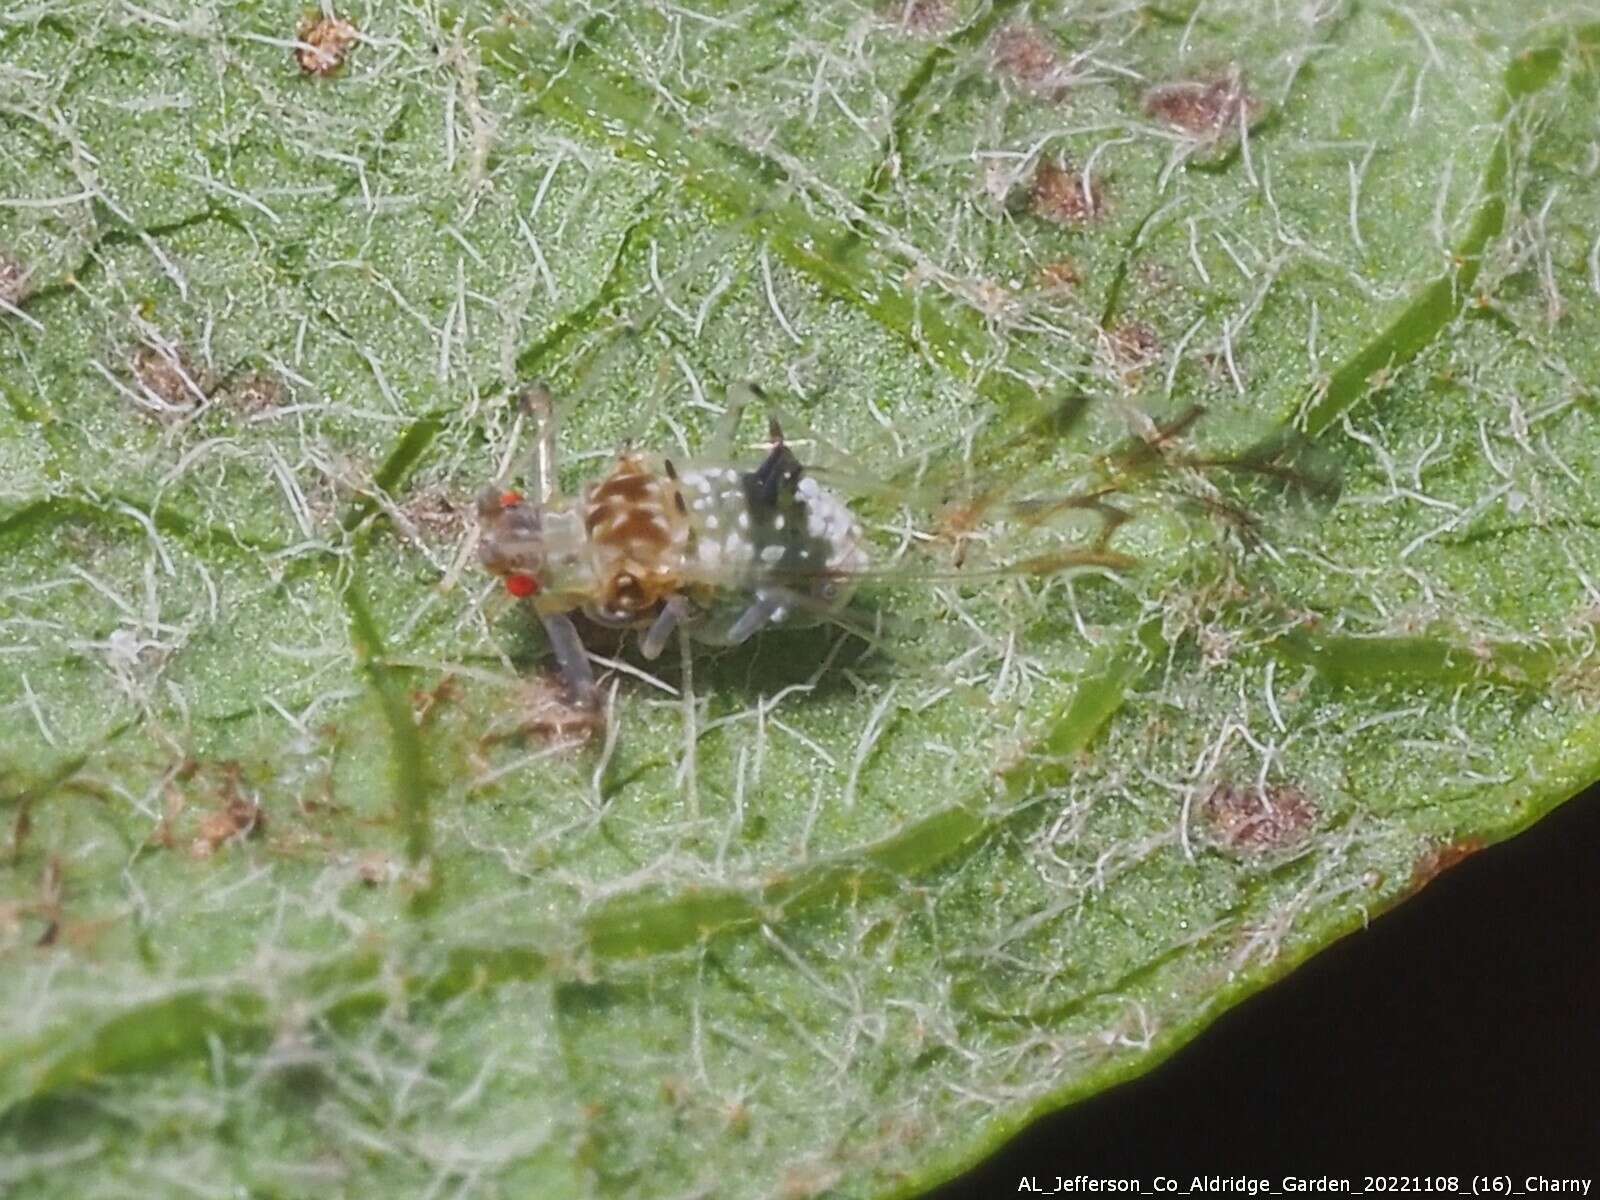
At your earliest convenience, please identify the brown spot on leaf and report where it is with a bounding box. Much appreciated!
[991,23,1072,96]
[131,342,212,413]
[1101,320,1162,382]
[34,857,63,946]
[1034,259,1082,296]
[659,1075,693,1110]
[295,12,359,76]
[404,487,469,544]
[356,850,399,886]
[1143,70,1265,140]
[191,795,264,859]
[1029,158,1106,226]
[780,1160,843,1200]
[9,798,34,863]
[1199,782,1316,855]
[932,490,997,568]
[483,673,603,750]
[0,856,67,950]
[721,1096,753,1137]
[411,674,461,727]
[0,250,33,308]
[228,370,288,415]
[148,761,267,857]
[1410,837,1486,891]
[881,0,954,37]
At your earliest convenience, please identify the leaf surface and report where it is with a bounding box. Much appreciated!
[3,3,1599,1196]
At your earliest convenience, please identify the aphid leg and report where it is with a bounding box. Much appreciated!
[722,590,788,647]
[540,610,598,707]
[640,596,690,661]
[677,617,698,818]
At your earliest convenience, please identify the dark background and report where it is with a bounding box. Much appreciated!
[928,782,1600,1191]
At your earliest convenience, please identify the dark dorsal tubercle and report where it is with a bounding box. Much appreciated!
[744,419,805,514]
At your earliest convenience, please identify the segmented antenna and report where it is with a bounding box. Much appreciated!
[521,383,559,503]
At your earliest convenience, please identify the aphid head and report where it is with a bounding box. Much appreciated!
[477,486,546,599]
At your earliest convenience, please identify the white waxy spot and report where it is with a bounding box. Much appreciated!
[737,512,750,530]
[705,514,719,530]
[759,544,785,564]
[770,606,788,623]
[773,514,785,530]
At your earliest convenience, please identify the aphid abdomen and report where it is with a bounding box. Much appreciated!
[677,466,764,586]
[677,459,867,641]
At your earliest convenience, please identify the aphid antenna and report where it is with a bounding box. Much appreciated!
[713,383,817,458]
[514,299,677,472]
[711,381,760,459]
[761,405,833,465]
[732,390,864,473]
[520,383,561,503]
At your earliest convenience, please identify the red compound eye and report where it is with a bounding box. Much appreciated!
[505,573,540,598]
[499,490,524,509]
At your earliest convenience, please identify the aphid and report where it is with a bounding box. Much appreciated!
[479,388,871,705]
[477,386,1332,706]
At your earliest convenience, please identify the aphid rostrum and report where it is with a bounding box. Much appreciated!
[477,387,1331,706]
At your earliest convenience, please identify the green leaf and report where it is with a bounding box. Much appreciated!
[3,3,1598,1196]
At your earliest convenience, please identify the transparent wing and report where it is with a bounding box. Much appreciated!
[677,399,1337,605]
[826,404,1331,566]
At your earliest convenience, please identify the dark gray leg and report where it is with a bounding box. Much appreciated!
[640,596,690,661]
[540,610,597,706]
[720,589,796,647]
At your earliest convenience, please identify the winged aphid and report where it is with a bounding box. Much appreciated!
[477,386,1332,706]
